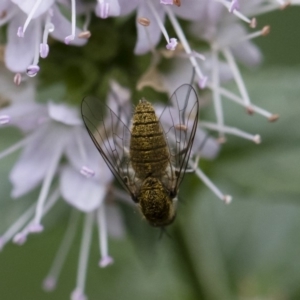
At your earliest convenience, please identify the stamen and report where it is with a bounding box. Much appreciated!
[147,1,177,51]
[80,166,95,178]
[31,149,62,231]
[200,122,261,144]
[76,129,95,178]
[18,0,43,36]
[13,188,60,245]
[0,136,30,160]
[194,166,232,204]
[71,212,94,300]
[83,12,92,32]
[0,115,10,125]
[0,202,36,251]
[231,26,271,46]
[13,73,22,85]
[248,3,282,16]
[43,209,80,291]
[198,77,208,89]
[40,11,54,58]
[211,48,225,140]
[191,50,206,61]
[27,18,42,77]
[166,38,178,51]
[95,0,110,19]
[207,83,278,120]
[216,0,253,25]
[65,0,76,44]
[137,19,156,54]
[97,204,114,268]
[222,47,252,107]
[164,6,206,86]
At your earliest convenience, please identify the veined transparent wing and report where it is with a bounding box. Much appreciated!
[158,84,199,190]
[81,95,137,199]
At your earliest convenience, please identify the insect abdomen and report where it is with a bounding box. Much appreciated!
[130,99,169,178]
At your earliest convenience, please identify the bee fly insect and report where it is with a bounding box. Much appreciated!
[81,84,199,227]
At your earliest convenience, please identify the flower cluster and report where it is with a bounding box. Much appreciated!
[0,0,297,299]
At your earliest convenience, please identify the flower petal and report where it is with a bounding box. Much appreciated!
[4,11,35,73]
[60,165,107,212]
[11,0,54,18]
[0,65,36,104]
[134,2,164,55]
[0,102,48,132]
[118,0,139,15]
[108,0,121,16]
[65,127,113,183]
[0,0,12,13]
[47,102,82,126]
[192,128,220,160]
[50,4,87,46]
[171,0,206,21]
[9,123,66,197]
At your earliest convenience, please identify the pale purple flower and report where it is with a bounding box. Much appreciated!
[1,1,87,76]
[0,81,132,299]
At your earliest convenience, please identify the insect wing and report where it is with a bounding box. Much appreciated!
[81,95,134,196]
[158,84,199,190]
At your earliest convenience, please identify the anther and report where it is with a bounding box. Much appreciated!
[253,135,261,144]
[17,26,24,37]
[138,17,150,27]
[43,277,57,291]
[224,195,232,204]
[80,166,95,178]
[250,18,257,28]
[198,76,208,89]
[29,223,44,233]
[166,38,178,50]
[26,65,40,77]
[0,115,10,125]
[40,43,49,58]
[13,232,27,245]
[14,73,22,85]
[64,35,75,45]
[246,106,254,115]
[71,288,87,300]
[99,256,114,268]
[268,114,279,122]
[262,26,270,36]
[78,31,91,39]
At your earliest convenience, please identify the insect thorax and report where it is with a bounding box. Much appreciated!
[130,99,169,179]
[138,177,176,227]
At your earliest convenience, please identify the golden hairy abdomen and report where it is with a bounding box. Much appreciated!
[138,177,174,227]
[130,100,169,178]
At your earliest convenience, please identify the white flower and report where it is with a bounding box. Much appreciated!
[0,81,132,299]
[1,1,87,76]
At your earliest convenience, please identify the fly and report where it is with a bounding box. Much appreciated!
[81,84,199,227]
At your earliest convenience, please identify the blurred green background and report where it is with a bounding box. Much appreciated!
[0,7,300,300]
